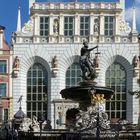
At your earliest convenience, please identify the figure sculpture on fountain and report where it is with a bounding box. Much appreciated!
[80,41,98,80]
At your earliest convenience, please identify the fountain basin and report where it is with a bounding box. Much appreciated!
[60,85,114,103]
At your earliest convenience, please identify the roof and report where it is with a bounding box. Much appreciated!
[14,107,26,119]
[0,25,5,30]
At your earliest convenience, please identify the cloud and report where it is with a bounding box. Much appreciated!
[125,2,140,32]
[135,0,140,5]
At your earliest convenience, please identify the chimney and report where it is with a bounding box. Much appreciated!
[0,25,5,49]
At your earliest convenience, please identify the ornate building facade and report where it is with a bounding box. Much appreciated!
[12,0,140,129]
[0,25,13,125]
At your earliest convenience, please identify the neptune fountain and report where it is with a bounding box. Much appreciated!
[60,42,114,138]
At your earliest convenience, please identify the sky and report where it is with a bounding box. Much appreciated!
[0,0,139,44]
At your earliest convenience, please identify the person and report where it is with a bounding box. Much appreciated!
[80,41,98,80]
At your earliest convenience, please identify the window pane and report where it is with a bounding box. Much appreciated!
[0,60,7,73]
[27,94,31,100]
[27,102,31,110]
[0,83,6,97]
[66,63,82,87]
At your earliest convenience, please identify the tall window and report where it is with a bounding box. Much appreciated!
[40,17,49,36]
[106,63,126,120]
[80,16,89,36]
[104,16,114,36]
[0,83,7,97]
[66,63,82,88]
[27,63,48,120]
[0,60,7,73]
[64,17,74,37]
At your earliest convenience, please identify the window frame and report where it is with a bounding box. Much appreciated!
[0,83,7,97]
[0,60,7,74]
[64,16,74,37]
[40,16,49,37]
[104,16,115,36]
[80,16,90,37]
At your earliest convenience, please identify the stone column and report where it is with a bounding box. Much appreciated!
[59,13,64,43]
[99,13,105,43]
[74,13,80,43]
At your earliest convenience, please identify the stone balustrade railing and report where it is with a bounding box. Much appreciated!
[32,2,121,11]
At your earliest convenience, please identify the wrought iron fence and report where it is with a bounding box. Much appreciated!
[1,130,140,140]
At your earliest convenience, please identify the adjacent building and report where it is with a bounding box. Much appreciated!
[12,0,140,129]
[0,25,13,126]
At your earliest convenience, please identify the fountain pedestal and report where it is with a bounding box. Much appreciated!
[60,81,114,135]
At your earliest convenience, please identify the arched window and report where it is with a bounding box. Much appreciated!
[105,63,127,120]
[27,63,48,120]
[66,63,82,88]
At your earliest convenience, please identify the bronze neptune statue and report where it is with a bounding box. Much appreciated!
[80,41,98,80]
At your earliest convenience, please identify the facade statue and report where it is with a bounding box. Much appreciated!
[53,19,59,36]
[133,55,139,68]
[52,55,59,77]
[80,42,98,80]
[13,56,20,77]
[94,18,99,34]
[13,56,20,70]
[52,55,58,68]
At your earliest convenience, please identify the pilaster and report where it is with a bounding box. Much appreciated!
[90,13,94,36]
[114,13,121,43]
[59,13,64,43]
[89,13,99,43]
[99,13,105,43]
[33,14,40,43]
[49,13,54,43]
[74,13,80,43]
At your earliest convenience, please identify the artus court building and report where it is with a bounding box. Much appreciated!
[12,0,140,128]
